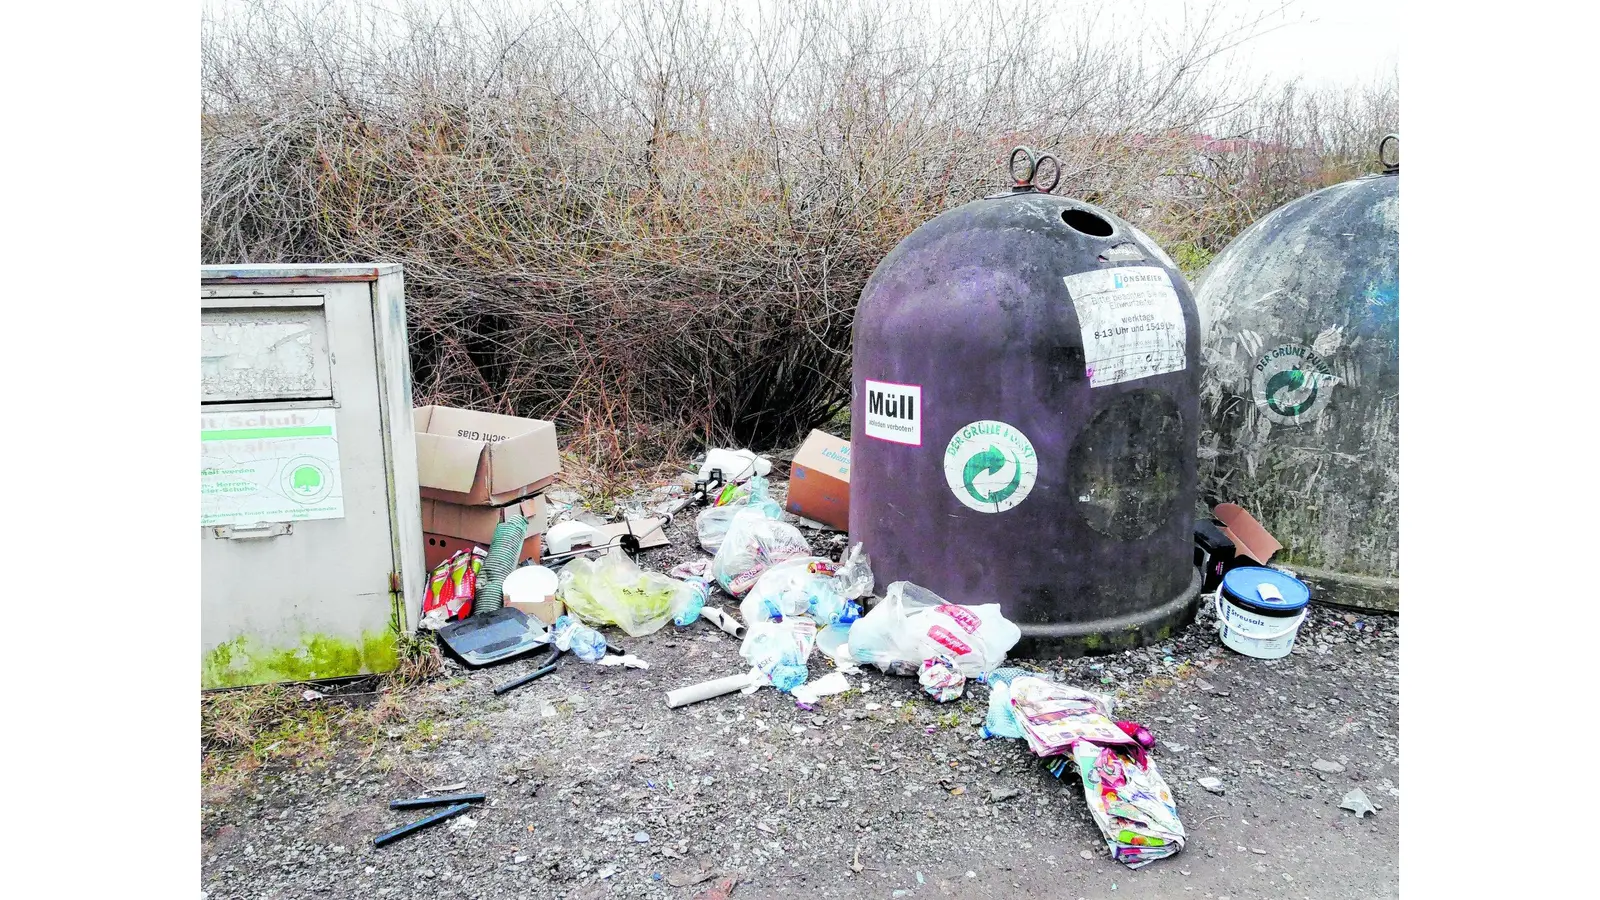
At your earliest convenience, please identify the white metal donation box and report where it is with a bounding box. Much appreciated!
[201,264,424,688]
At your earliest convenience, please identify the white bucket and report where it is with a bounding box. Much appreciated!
[1215,587,1307,660]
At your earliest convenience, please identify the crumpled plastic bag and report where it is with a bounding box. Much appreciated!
[847,581,1021,677]
[695,476,783,553]
[740,617,817,693]
[712,501,811,598]
[919,655,966,702]
[737,544,873,633]
[557,549,702,637]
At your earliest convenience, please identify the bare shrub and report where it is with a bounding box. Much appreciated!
[202,0,1397,468]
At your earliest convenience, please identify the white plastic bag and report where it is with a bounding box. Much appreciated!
[847,581,1021,677]
[712,504,811,598]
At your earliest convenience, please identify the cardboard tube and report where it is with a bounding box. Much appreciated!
[666,673,753,709]
[699,607,746,639]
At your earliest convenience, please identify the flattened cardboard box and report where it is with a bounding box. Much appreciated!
[414,405,560,506]
[421,495,549,544]
[785,429,851,531]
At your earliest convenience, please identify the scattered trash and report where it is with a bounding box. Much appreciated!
[791,671,852,705]
[421,548,486,629]
[666,672,759,709]
[558,549,703,636]
[491,646,562,695]
[697,448,772,484]
[546,520,608,556]
[301,689,326,702]
[739,544,873,628]
[633,831,651,843]
[672,577,709,626]
[1047,738,1185,868]
[698,606,748,639]
[1339,788,1376,818]
[435,607,550,667]
[713,489,813,598]
[389,792,486,810]
[740,617,817,693]
[550,615,608,663]
[696,475,782,554]
[919,655,966,702]
[503,565,563,625]
[597,653,650,669]
[1312,758,1346,774]
[373,802,474,848]
[980,669,1029,739]
[471,514,529,614]
[669,559,712,580]
[1197,777,1225,795]
[848,581,1021,677]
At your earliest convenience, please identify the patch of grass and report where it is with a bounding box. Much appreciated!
[1170,242,1215,279]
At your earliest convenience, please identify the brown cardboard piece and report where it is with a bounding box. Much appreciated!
[785,430,851,531]
[1213,503,1282,565]
[421,495,548,544]
[424,532,543,571]
[507,598,564,626]
[414,405,561,506]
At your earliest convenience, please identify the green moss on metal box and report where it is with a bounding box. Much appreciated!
[203,630,400,689]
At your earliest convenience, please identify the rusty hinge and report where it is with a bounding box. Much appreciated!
[389,572,402,593]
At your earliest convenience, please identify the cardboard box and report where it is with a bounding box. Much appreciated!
[506,598,564,626]
[1213,503,1281,565]
[423,532,543,571]
[785,429,851,531]
[421,495,548,544]
[414,405,561,506]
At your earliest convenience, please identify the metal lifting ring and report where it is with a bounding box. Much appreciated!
[1378,133,1399,174]
[1008,146,1062,193]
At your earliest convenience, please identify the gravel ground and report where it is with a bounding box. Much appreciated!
[201,481,1399,900]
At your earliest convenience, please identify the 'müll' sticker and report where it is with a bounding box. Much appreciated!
[1063,266,1188,387]
[863,379,922,445]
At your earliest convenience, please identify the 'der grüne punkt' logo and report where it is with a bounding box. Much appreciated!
[1252,344,1341,425]
[944,420,1038,513]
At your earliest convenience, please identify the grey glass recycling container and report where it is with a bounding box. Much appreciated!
[849,149,1203,656]
[1196,136,1400,611]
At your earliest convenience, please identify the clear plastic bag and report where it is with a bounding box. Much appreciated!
[694,476,783,553]
[711,500,811,598]
[737,544,873,634]
[557,549,701,637]
[847,581,1022,677]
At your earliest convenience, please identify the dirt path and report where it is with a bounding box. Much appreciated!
[201,590,1398,900]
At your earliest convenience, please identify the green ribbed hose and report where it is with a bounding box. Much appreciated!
[472,514,527,616]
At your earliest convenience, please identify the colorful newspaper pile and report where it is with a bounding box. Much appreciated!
[1003,675,1187,868]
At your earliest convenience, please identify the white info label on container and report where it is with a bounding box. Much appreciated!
[1063,266,1188,387]
[201,408,346,527]
[863,379,922,445]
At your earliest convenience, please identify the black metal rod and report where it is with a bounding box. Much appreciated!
[492,659,559,696]
[373,802,472,847]
[388,793,486,810]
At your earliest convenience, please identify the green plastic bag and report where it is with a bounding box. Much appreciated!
[557,549,697,637]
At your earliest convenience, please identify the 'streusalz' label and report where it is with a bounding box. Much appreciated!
[864,380,922,445]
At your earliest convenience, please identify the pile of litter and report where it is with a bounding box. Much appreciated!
[404,446,1191,869]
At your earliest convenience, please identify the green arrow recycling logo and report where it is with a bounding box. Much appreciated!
[945,420,1038,513]
[1252,344,1340,425]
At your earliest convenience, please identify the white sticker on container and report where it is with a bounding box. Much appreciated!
[1062,266,1188,387]
[944,420,1038,513]
[201,408,345,527]
[863,379,922,445]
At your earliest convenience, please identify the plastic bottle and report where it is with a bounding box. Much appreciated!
[551,614,607,663]
[672,579,709,627]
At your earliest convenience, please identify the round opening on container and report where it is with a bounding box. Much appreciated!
[1062,207,1115,237]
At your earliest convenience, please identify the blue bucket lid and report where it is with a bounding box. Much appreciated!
[1221,567,1310,612]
